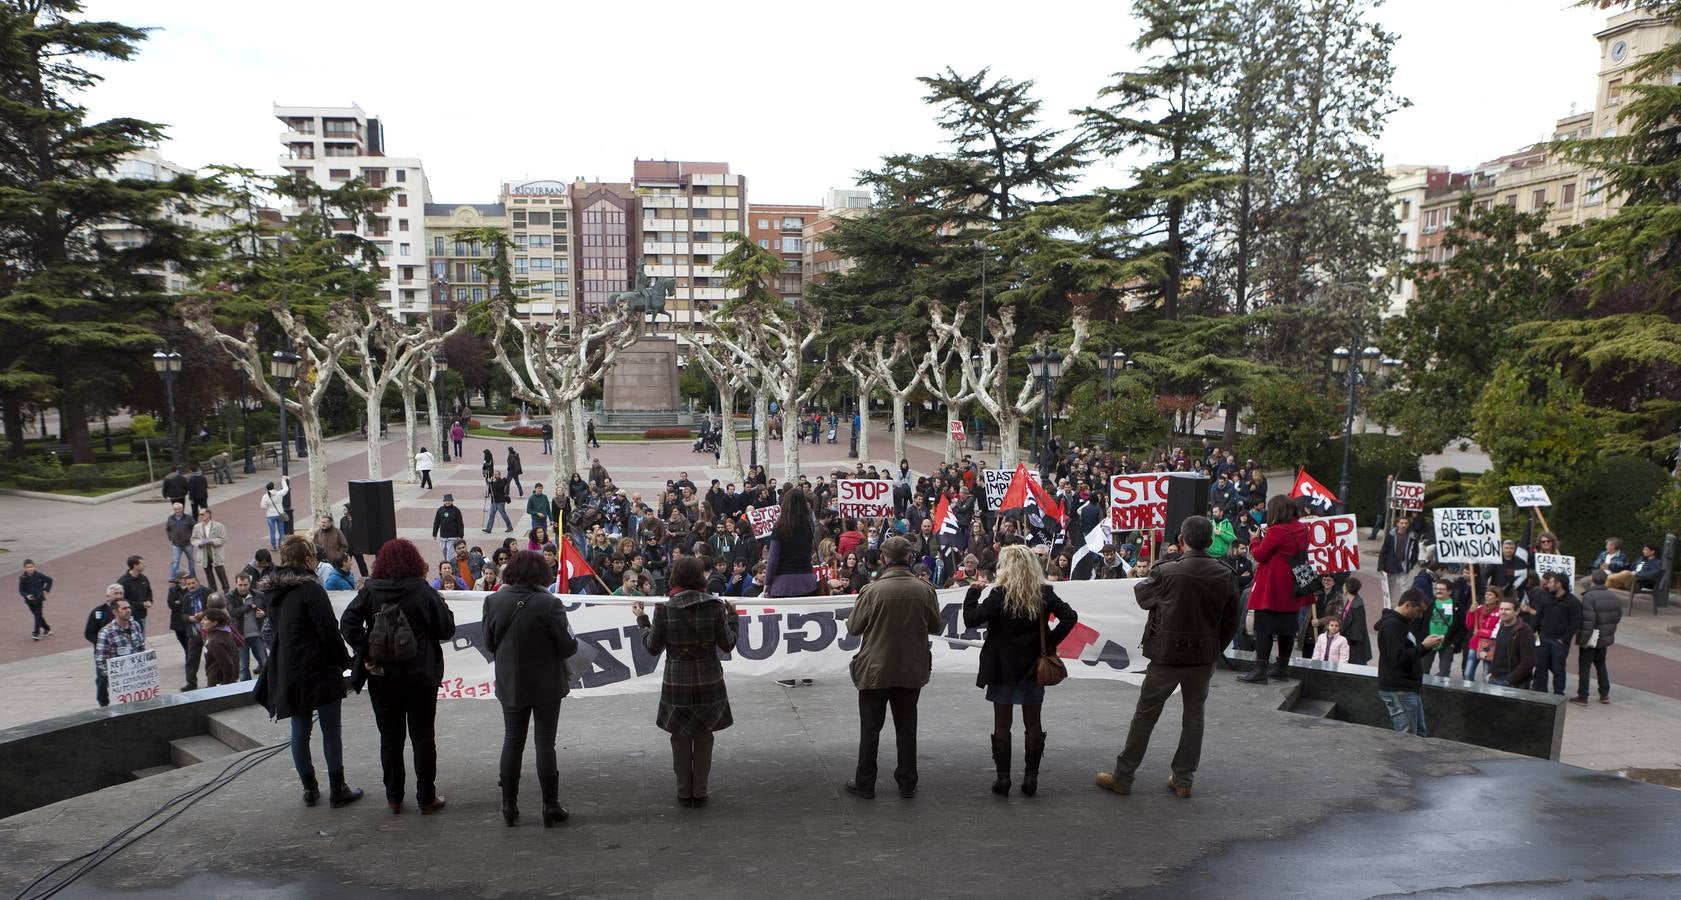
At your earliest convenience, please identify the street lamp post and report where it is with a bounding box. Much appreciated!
[151,347,183,469]
[434,353,451,462]
[1106,350,1128,403]
[240,383,256,475]
[970,351,984,452]
[270,350,300,536]
[1027,344,1064,475]
[1331,345,1398,506]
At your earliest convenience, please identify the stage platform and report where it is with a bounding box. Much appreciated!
[4,673,1680,899]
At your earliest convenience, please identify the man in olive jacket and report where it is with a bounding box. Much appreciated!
[1099,515,1240,799]
[843,536,942,799]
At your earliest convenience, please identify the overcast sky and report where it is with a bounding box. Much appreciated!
[78,0,1608,205]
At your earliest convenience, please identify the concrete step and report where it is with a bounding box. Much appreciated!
[168,734,239,768]
[1287,697,1338,719]
[206,712,266,752]
[130,765,176,781]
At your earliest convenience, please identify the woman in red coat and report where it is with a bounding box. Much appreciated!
[1238,495,1311,684]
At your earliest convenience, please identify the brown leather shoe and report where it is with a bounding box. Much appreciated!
[1095,772,1130,796]
[419,796,446,815]
[1168,775,1192,799]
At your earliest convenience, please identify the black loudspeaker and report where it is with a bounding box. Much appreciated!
[347,480,397,557]
[1164,473,1211,543]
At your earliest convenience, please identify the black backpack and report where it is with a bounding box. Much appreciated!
[367,598,418,665]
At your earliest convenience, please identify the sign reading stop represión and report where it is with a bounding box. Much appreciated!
[836,479,894,519]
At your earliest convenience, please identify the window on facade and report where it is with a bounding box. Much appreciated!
[1503,194,1518,207]
[513,211,527,226]
[781,217,804,230]
[398,194,408,208]
[533,259,552,272]
[514,257,530,274]
[529,234,551,248]
[1585,176,1605,204]
[529,212,551,226]
[784,237,803,253]
[399,243,411,256]
[456,288,469,301]
[758,218,769,229]
[472,288,484,301]
[1608,78,1625,105]
[329,169,350,181]
[398,219,409,231]
[1400,199,1411,219]
[1561,183,1576,207]
[396,169,407,183]
[1532,189,1546,209]
[758,239,768,249]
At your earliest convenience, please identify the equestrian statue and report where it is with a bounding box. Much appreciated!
[608,269,676,334]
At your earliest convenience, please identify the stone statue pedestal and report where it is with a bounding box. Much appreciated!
[604,335,679,413]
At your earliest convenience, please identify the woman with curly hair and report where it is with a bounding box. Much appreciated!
[963,544,1078,797]
[340,538,457,815]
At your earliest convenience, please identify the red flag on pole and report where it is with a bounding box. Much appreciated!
[1289,468,1338,513]
[998,463,1065,522]
[558,538,598,587]
[932,492,959,537]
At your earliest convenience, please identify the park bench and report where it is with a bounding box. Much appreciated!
[1628,533,1674,615]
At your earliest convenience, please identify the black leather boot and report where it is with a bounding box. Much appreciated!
[990,734,1011,797]
[1237,658,1269,683]
[300,770,319,807]
[327,771,364,808]
[1022,732,1046,798]
[502,776,519,826]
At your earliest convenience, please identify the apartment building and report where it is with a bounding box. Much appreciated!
[501,180,574,321]
[101,148,253,295]
[632,159,748,331]
[422,201,507,322]
[804,188,873,285]
[1398,8,1679,272]
[747,203,819,303]
[571,179,639,315]
[274,103,431,318]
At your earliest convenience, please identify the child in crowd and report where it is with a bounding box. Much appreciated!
[1311,616,1350,664]
[201,597,242,687]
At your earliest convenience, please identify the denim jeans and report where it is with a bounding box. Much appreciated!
[27,601,49,637]
[290,700,344,778]
[1378,690,1427,736]
[541,437,552,454]
[266,515,286,549]
[95,666,109,707]
[169,544,197,580]
[452,439,463,457]
[239,634,269,680]
[485,502,512,531]
[1462,654,1483,682]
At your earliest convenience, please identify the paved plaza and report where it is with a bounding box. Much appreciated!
[5,423,1681,780]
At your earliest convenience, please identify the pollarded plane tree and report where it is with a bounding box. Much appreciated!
[490,296,641,485]
[922,301,978,464]
[949,298,1091,466]
[685,334,752,481]
[329,299,464,482]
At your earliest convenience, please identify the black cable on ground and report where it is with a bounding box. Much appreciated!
[12,740,290,900]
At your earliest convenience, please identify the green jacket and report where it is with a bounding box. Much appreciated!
[1209,518,1236,558]
[525,491,551,521]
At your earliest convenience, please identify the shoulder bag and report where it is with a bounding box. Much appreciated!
[1034,613,1068,686]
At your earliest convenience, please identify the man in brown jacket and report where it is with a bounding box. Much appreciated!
[1098,515,1240,799]
[844,536,942,799]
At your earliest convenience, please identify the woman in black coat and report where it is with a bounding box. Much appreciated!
[962,544,1078,798]
[339,538,456,815]
[258,534,362,808]
[482,550,578,828]
[764,487,819,598]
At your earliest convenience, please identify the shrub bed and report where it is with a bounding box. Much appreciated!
[508,426,544,437]
[643,427,691,439]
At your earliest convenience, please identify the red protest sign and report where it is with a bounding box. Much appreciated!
[746,504,781,539]
[836,478,894,518]
[1110,473,1169,532]
[1302,514,1360,573]
[948,420,966,443]
[1392,481,1425,512]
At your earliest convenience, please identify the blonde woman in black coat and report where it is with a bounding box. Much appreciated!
[483,551,579,828]
[962,544,1078,797]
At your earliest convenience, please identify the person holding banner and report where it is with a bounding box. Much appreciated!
[258,534,364,810]
[963,545,1079,798]
[633,556,739,807]
[843,536,943,800]
[482,551,580,827]
[341,539,458,816]
[1237,496,1311,685]
[94,593,145,708]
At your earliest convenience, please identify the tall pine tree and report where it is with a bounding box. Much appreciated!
[0,0,211,461]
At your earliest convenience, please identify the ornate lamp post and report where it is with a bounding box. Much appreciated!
[1106,349,1128,403]
[151,347,183,469]
[434,352,451,462]
[970,350,984,451]
[240,382,256,475]
[1331,345,1399,506]
[270,349,300,535]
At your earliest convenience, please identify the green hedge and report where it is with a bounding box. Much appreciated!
[1551,455,1670,555]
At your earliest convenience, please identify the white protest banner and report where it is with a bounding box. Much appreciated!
[1392,481,1425,512]
[107,648,161,704]
[1533,553,1576,579]
[745,504,781,539]
[1110,473,1169,532]
[1301,514,1361,573]
[983,468,1040,507]
[1509,484,1551,508]
[948,420,966,443]
[1433,507,1503,564]
[835,478,894,518]
[327,583,1141,701]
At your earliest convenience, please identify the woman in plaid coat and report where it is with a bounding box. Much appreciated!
[633,556,738,807]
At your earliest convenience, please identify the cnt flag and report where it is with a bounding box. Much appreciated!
[931,492,959,538]
[998,462,1065,523]
[557,539,598,590]
[1289,468,1339,514]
